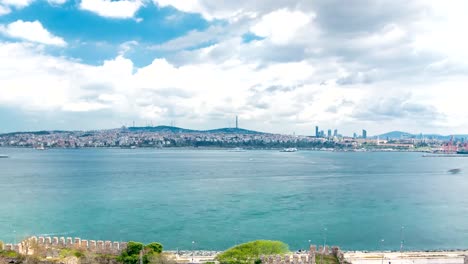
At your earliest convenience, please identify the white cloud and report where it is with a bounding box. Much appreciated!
[0,20,66,46]
[411,0,468,60]
[152,0,227,21]
[250,9,313,45]
[48,0,67,4]
[0,0,65,12]
[153,0,203,15]
[1,40,467,135]
[152,0,272,21]
[0,4,10,15]
[1,0,468,134]
[0,0,33,8]
[80,0,144,19]
[62,101,109,112]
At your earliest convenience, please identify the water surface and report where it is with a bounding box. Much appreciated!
[0,148,467,250]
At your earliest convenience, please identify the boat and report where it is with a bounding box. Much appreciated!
[280,148,298,152]
[228,147,245,152]
[457,150,468,155]
[448,168,461,174]
[35,145,46,150]
[0,154,9,158]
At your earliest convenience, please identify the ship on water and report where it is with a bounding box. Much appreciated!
[0,154,9,158]
[456,142,468,154]
[228,147,246,152]
[423,140,468,157]
[280,147,298,152]
[35,143,46,150]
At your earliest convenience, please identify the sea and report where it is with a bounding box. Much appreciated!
[0,148,467,251]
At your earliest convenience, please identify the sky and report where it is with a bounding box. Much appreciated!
[0,0,468,135]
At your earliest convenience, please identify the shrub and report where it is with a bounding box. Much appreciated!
[216,240,289,264]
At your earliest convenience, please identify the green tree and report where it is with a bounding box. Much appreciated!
[127,241,144,255]
[118,241,164,264]
[118,241,144,264]
[145,242,163,254]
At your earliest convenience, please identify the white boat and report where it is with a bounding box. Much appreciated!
[229,147,245,152]
[0,154,9,158]
[35,145,46,150]
[280,148,298,152]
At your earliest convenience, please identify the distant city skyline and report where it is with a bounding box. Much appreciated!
[1,1,468,135]
[2,121,468,140]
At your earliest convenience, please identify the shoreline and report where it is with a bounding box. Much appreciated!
[0,146,431,153]
[2,240,467,264]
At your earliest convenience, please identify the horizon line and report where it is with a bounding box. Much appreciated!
[1,125,468,139]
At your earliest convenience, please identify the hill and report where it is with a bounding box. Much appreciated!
[127,125,196,133]
[204,127,264,134]
[127,126,264,134]
[0,130,71,136]
[375,131,413,139]
[375,131,468,140]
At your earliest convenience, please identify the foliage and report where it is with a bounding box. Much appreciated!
[117,252,140,264]
[0,240,3,249]
[216,240,289,264]
[145,242,163,254]
[118,241,164,264]
[127,241,145,256]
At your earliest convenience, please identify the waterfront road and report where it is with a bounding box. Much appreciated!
[344,251,467,264]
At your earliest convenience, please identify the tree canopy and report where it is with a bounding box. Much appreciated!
[118,241,164,264]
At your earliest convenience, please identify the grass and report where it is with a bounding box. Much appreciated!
[0,250,21,258]
[316,254,340,264]
[59,248,85,258]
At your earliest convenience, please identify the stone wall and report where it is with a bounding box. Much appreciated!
[3,236,127,256]
[259,245,346,264]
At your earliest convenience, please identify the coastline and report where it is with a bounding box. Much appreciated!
[0,145,431,153]
[1,238,467,264]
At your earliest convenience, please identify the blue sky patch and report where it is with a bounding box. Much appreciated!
[0,0,214,66]
[242,32,265,43]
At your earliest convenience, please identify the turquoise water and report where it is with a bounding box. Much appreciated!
[0,148,467,251]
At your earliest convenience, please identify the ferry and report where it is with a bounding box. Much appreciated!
[280,148,298,152]
[0,154,9,158]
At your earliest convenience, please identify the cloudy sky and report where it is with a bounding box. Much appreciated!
[0,0,467,135]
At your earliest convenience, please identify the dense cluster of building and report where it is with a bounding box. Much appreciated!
[0,125,459,152]
[0,127,325,149]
